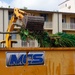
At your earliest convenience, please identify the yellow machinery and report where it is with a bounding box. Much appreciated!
[0,8,26,47]
[0,8,44,48]
[0,8,28,47]
[0,8,75,75]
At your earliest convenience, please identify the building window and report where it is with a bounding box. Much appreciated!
[11,31,17,39]
[62,15,66,23]
[62,18,66,23]
[21,41,28,47]
[11,34,16,39]
[8,11,13,20]
[29,40,35,47]
[68,6,71,9]
[70,18,75,23]
[40,14,48,22]
[21,40,35,47]
[70,18,75,29]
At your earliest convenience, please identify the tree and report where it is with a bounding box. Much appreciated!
[8,6,10,8]
[24,7,27,10]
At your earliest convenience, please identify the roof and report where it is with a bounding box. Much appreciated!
[58,0,69,6]
[0,7,75,15]
[0,7,58,13]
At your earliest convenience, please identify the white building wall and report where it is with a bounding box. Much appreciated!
[59,0,75,12]
[0,10,3,42]
[4,10,8,32]
[4,10,8,40]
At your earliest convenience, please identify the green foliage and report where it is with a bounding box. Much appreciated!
[30,31,51,47]
[19,28,51,47]
[8,6,10,8]
[19,28,34,41]
[19,28,75,47]
[50,32,75,47]
[23,7,27,9]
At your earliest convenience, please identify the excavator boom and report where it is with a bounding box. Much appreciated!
[0,8,44,48]
[1,8,26,47]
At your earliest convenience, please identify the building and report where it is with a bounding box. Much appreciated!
[59,0,75,12]
[0,6,75,47]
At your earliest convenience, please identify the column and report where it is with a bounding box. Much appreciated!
[52,13,62,34]
[4,10,8,38]
[52,13,58,34]
[0,10,3,41]
[59,13,62,33]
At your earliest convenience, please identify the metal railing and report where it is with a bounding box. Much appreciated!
[62,23,75,30]
[12,40,39,47]
[44,22,52,29]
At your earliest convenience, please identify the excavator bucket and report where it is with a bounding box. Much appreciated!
[22,15,44,31]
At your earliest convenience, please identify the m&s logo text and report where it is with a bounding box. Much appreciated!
[6,52,44,66]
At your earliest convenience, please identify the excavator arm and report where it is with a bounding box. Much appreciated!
[2,8,27,48]
[0,8,44,48]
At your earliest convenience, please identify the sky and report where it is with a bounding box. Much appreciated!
[0,0,65,11]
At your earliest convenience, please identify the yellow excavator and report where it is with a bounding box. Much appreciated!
[0,8,44,48]
[0,8,27,47]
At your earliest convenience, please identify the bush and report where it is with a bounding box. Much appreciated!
[19,28,75,47]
